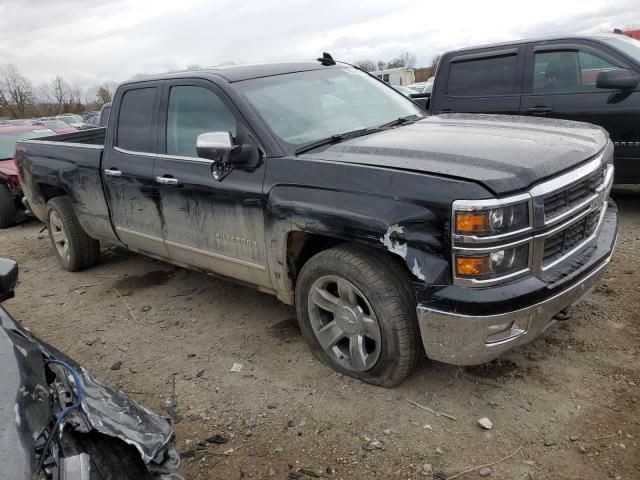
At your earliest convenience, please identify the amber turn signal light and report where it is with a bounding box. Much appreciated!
[455,212,490,234]
[455,256,491,277]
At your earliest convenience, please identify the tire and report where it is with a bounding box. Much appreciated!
[0,183,16,229]
[295,244,422,387]
[72,432,152,480]
[47,196,100,271]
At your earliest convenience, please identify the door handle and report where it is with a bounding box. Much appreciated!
[104,168,122,177]
[155,175,179,186]
[525,106,553,115]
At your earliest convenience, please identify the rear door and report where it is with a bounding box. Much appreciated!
[153,79,271,288]
[431,46,525,114]
[102,82,170,258]
[521,40,640,182]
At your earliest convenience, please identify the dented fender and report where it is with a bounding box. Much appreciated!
[264,177,458,302]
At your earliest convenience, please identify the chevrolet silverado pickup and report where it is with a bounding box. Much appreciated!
[425,33,640,183]
[16,57,618,386]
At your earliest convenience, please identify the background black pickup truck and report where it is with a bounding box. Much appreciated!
[425,33,640,184]
[16,60,617,386]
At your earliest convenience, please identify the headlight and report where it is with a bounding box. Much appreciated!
[454,202,529,237]
[455,244,530,281]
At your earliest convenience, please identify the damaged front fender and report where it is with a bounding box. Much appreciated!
[379,221,449,285]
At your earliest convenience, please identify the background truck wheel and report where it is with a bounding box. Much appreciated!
[0,183,16,229]
[295,244,422,387]
[47,196,100,271]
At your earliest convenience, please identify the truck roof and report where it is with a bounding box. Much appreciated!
[120,61,347,86]
[444,33,625,55]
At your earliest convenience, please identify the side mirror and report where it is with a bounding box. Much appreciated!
[596,68,640,90]
[196,132,239,163]
[412,97,430,110]
[0,259,18,303]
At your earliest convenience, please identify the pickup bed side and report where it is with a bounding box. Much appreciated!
[16,128,120,245]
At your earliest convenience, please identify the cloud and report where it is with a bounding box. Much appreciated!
[0,0,638,92]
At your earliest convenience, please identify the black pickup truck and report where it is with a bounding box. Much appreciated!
[425,33,640,184]
[16,58,617,386]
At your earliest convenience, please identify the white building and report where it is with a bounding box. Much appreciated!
[370,67,415,86]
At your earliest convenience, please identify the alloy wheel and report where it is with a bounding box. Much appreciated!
[307,275,382,372]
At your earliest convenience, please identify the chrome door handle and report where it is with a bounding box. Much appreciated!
[155,176,179,186]
[104,168,122,177]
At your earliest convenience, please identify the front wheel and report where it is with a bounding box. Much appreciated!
[295,244,422,387]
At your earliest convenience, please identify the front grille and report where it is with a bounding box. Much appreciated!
[543,166,605,221]
[542,209,601,266]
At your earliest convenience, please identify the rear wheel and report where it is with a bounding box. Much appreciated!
[0,183,16,229]
[47,196,100,271]
[295,244,422,387]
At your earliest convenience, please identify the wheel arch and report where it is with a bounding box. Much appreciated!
[265,198,451,305]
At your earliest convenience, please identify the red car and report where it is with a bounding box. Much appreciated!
[31,119,77,134]
[0,125,55,228]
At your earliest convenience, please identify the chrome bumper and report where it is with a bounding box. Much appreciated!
[416,252,612,366]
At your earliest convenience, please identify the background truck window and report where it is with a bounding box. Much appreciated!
[533,50,619,93]
[116,87,157,152]
[166,86,237,158]
[447,54,518,96]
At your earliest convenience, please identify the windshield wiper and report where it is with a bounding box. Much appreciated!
[295,127,380,155]
[377,114,423,130]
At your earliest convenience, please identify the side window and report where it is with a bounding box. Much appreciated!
[166,86,237,158]
[116,88,156,152]
[447,54,519,96]
[533,50,619,94]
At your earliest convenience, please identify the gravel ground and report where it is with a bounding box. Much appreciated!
[1,188,639,480]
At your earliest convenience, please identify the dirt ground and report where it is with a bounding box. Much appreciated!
[1,188,639,480]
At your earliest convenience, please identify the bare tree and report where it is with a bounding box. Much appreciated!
[354,59,377,72]
[95,85,113,106]
[376,60,387,71]
[387,52,417,69]
[0,64,34,118]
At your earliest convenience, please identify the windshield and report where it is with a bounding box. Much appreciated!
[236,68,424,151]
[59,115,83,125]
[0,129,54,159]
[601,35,640,62]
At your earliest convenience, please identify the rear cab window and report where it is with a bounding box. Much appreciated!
[432,47,525,113]
[447,53,520,96]
[116,87,157,152]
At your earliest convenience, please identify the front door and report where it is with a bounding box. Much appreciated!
[102,82,169,258]
[521,41,640,182]
[153,80,271,288]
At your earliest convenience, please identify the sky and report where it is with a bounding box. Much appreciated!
[0,0,638,93]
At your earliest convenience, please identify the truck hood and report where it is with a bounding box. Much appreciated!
[306,114,608,195]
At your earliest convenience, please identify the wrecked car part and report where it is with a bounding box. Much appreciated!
[0,304,180,480]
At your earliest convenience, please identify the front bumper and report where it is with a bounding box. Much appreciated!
[417,201,617,366]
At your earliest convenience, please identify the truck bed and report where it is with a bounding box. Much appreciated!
[15,127,119,244]
[36,127,106,146]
